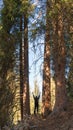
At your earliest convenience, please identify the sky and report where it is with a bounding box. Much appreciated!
[0,0,3,11]
[29,0,46,94]
[29,36,44,94]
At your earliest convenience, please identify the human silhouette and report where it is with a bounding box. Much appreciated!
[32,93,40,114]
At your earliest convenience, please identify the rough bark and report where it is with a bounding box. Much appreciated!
[53,2,67,112]
[20,13,30,118]
[42,0,52,117]
[20,15,24,119]
[23,14,30,115]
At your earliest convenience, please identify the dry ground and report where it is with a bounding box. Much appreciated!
[29,101,73,130]
[13,101,73,130]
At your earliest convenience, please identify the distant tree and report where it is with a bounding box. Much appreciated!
[19,0,33,117]
[34,79,40,96]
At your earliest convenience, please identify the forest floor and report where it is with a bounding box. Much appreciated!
[14,100,73,130]
[28,101,73,130]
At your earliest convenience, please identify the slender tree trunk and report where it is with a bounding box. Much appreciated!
[42,0,51,116]
[20,15,24,119]
[23,14,30,115]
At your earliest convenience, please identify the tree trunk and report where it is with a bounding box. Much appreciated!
[42,0,51,116]
[23,14,30,115]
[53,3,67,111]
[20,15,24,119]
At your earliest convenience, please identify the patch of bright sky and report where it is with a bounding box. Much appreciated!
[0,0,3,15]
[29,0,46,94]
[29,36,44,93]
[0,0,3,7]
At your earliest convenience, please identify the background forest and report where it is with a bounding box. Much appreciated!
[0,0,73,129]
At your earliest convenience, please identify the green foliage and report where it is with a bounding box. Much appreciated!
[0,71,20,127]
[0,0,34,125]
[0,0,21,126]
[0,28,18,126]
[20,0,34,17]
[0,30,15,76]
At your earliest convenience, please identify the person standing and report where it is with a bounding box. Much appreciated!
[32,93,40,114]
